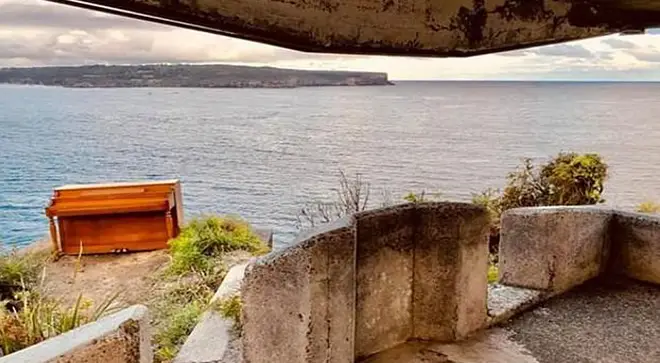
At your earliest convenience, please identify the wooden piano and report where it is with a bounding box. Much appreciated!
[45,180,184,255]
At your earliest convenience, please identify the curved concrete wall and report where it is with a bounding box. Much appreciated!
[242,202,490,363]
[499,207,660,293]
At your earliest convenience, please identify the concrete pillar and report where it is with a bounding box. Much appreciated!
[354,205,416,359]
[412,203,489,341]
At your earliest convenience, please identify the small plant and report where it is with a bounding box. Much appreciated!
[215,293,243,332]
[297,170,370,229]
[153,298,208,362]
[637,201,660,214]
[168,216,268,274]
[487,264,499,284]
[403,191,442,203]
[0,249,48,302]
[0,277,120,355]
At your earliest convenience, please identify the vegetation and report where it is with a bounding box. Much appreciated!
[487,264,499,284]
[403,191,442,203]
[297,170,371,229]
[0,248,118,355]
[168,215,268,275]
[637,201,660,214]
[215,294,243,332]
[153,215,268,362]
[473,152,608,260]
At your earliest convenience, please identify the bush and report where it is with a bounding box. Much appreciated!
[475,152,608,259]
[638,201,660,214]
[168,216,269,274]
[0,249,47,295]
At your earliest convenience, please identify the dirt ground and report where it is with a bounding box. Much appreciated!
[27,240,170,307]
[29,240,255,309]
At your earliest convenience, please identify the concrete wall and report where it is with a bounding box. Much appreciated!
[242,202,490,363]
[499,207,660,291]
[412,203,489,341]
[499,207,612,293]
[242,217,356,363]
[0,305,152,363]
[354,205,416,358]
[610,212,660,284]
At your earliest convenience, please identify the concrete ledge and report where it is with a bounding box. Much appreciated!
[174,263,249,363]
[487,284,545,326]
[0,305,152,363]
[499,206,613,293]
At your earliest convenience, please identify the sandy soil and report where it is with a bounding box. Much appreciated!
[31,240,255,308]
[27,241,170,307]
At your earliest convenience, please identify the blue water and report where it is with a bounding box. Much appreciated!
[2,81,660,248]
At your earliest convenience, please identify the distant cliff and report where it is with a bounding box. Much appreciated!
[0,64,393,88]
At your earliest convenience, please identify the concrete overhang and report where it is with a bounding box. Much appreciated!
[45,0,660,57]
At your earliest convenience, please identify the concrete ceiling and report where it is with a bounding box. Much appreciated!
[45,0,660,57]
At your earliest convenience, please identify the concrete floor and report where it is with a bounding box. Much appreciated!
[362,278,660,363]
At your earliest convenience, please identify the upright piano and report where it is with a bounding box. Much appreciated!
[45,180,184,255]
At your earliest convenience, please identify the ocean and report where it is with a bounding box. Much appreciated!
[1,81,660,248]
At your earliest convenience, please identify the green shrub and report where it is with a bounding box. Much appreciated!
[475,152,608,259]
[215,294,243,332]
[637,201,660,214]
[499,153,607,211]
[168,216,269,274]
[0,249,47,292]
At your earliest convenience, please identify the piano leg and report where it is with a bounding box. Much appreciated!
[165,211,174,239]
[48,217,59,252]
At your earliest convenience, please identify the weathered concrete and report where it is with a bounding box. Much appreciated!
[360,329,539,363]
[48,0,660,57]
[175,263,248,363]
[610,211,660,284]
[362,278,660,363]
[242,217,355,363]
[412,203,489,341]
[0,305,151,363]
[487,284,544,326]
[499,207,612,293]
[355,205,416,358]
[243,202,491,362]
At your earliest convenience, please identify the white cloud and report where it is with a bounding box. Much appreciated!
[1,0,660,80]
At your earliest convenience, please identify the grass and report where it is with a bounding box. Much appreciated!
[0,270,120,355]
[215,293,243,332]
[637,201,660,214]
[488,263,499,284]
[153,215,269,362]
[168,216,269,275]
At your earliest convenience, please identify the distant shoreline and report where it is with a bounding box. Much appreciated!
[0,64,394,89]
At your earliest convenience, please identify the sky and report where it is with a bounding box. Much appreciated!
[2,0,660,80]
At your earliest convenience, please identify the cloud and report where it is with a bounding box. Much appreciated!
[525,43,593,58]
[602,37,638,49]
